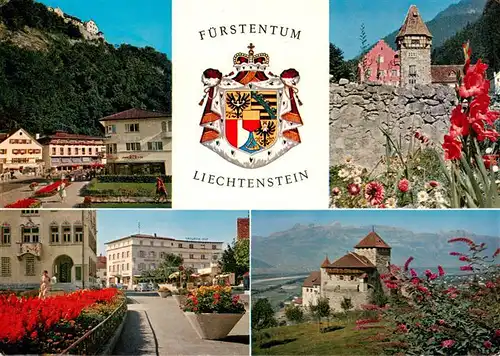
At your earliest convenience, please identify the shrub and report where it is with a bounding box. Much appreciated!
[97,175,172,184]
[182,285,245,314]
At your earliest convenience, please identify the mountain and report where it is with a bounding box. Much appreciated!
[0,0,171,136]
[381,0,487,51]
[252,223,499,274]
[251,257,275,269]
[432,0,500,72]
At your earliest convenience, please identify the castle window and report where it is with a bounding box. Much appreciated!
[339,275,344,280]
[1,225,11,245]
[50,225,59,243]
[1,257,11,277]
[408,52,417,58]
[22,227,39,243]
[25,255,35,276]
[411,39,420,46]
[350,276,355,281]
[409,65,417,76]
[74,226,83,242]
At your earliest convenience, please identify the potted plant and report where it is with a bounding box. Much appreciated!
[172,288,188,306]
[157,286,171,298]
[182,285,245,340]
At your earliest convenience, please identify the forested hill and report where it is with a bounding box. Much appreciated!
[432,0,500,74]
[0,0,172,136]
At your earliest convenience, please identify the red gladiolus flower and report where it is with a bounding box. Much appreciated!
[442,134,463,160]
[458,59,490,98]
[449,105,470,137]
[365,181,385,206]
[438,266,445,276]
[484,340,492,349]
[410,269,418,277]
[459,256,471,262]
[397,179,410,193]
[460,265,473,271]
[448,237,475,246]
[347,183,361,196]
[493,248,500,258]
[442,339,456,348]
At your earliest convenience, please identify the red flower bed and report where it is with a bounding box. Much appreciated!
[34,180,70,198]
[4,198,41,208]
[0,288,120,354]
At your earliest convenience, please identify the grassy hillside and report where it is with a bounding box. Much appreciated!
[0,0,172,136]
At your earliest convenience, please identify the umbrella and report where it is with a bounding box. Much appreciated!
[191,273,200,278]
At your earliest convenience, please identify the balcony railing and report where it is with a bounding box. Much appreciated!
[17,242,42,259]
[161,131,172,138]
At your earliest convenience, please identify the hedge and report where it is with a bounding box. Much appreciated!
[97,175,172,184]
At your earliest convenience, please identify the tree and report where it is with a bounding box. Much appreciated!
[234,238,249,273]
[219,239,246,279]
[309,297,330,331]
[285,305,304,324]
[359,23,371,82]
[329,43,353,82]
[252,298,278,331]
[369,271,389,307]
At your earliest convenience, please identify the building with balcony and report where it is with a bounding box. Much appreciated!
[96,254,107,287]
[38,131,106,172]
[0,210,98,290]
[0,128,43,173]
[99,108,172,175]
[105,234,223,288]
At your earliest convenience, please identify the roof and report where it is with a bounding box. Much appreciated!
[397,5,432,39]
[355,231,391,249]
[38,131,104,144]
[0,128,41,146]
[431,65,462,84]
[320,256,331,268]
[104,233,224,245]
[303,271,321,287]
[237,218,250,239]
[99,108,169,122]
[96,255,107,269]
[328,252,375,269]
[0,133,8,142]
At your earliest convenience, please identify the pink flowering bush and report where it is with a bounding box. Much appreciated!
[364,238,500,355]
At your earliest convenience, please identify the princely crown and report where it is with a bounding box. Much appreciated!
[233,43,269,71]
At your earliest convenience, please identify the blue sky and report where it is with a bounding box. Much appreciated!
[330,0,459,59]
[39,0,172,58]
[252,210,500,237]
[97,210,248,254]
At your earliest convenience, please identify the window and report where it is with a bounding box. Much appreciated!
[409,65,417,76]
[212,254,218,261]
[59,147,64,155]
[21,210,39,216]
[178,243,183,248]
[67,147,72,155]
[50,225,59,243]
[75,266,82,281]
[411,39,420,46]
[201,254,206,260]
[366,69,372,77]
[126,142,141,151]
[212,245,217,250]
[377,55,384,63]
[408,52,417,58]
[139,251,145,258]
[82,147,86,155]
[12,158,29,164]
[126,263,129,270]
[112,265,115,272]
[160,252,166,259]
[200,244,205,249]
[150,263,155,270]
[127,251,130,257]
[52,147,56,155]
[106,125,116,134]
[391,70,398,76]
[89,147,93,155]
[149,251,156,258]
[339,275,344,280]
[22,227,39,243]
[1,226,11,245]
[1,257,11,277]
[147,142,163,151]
[122,264,124,271]
[140,241,143,245]
[75,147,79,155]
[106,144,117,154]
[125,123,140,132]
[189,244,194,249]
[63,225,71,243]
[150,241,154,246]
[350,276,355,281]
[109,266,111,272]
[138,263,145,271]
[189,254,194,259]
[25,255,35,276]
[74,226,83,242]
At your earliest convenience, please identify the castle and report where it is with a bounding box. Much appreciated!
[302,231,391,312]
[359,5,462,87]
[47,7,104,41]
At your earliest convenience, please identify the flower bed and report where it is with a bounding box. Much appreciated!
[0,288,123,355]
[33,180,70,198]
[183,285,245,314]
[4,198,41,208]
[98,175,172,184]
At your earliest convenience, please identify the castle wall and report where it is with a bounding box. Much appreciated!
[354,247,391,275]
[329,81,457,169]
[302,285,320,307]
[322,287,370,312]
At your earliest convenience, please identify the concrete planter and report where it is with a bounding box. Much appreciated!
[184,312,244,340]
[173,295,187,306]
[158,291,170,298]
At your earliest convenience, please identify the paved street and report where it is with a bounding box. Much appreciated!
[0,179,87,208]
[114,293,249,356]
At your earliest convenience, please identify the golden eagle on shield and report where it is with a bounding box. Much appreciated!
[198,43,303,169]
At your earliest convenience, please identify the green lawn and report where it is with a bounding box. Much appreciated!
[84,180,172,198]
[253,319,396,355]
[92,182,172,194]
[90,202,172,208]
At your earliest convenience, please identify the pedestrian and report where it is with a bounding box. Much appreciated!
[155,176,168,202]
[39,270,51,299]
[58,180,67,202]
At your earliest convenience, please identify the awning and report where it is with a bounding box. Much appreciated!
[191,273,200,278]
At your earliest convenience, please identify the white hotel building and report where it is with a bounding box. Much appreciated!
[105,234,224,288]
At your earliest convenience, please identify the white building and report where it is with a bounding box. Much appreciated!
[494,72,500,96]
[0,128,43,173]
[105,234,224,288]
[100,108,172,175]
[85,20,99,35]
[302,271,320,307]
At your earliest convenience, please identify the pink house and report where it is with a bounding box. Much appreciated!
[358,40,400,86]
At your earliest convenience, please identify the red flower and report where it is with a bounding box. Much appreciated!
[410,269,418,277]
[495,330,500,338]
[458,59,490,98]
[280,68,300,79]
[213,293,221,300]
[411,277,420,286]
[364,181,385,206]
[484,340,492,349]
[460,265,473,271]
[428,181,439,188]
[397,324,408,333]
[459,256,471,262]
[397,179,410,193]
[429,273,438,281]
[448,237,475,246]
[347,183,361,196]
[442,134,462,160]
[331,187,341,197]
[493,248,500,258]
[449,105,470,137]
[438,266,445,276]
[441,339,456,348]
[485,281,495,288]
[438,319,446,326]
[404,257,414,271]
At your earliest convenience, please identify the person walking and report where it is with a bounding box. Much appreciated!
[155,176,168,202]
[39,270,51,299]
[58,179,67,203]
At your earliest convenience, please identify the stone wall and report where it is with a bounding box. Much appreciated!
[329,80,457,168]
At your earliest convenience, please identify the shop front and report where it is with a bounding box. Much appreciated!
[106,154,166,175]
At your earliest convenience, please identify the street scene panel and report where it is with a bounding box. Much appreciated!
[329,0,500,208]
[251,209,500,355]
[0,0,172,209]
[0,209,250,355]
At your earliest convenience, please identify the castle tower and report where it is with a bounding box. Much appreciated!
[353,230,391,275]
[396,5,432,86]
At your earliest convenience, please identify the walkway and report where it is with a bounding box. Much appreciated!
[114,294,249,356]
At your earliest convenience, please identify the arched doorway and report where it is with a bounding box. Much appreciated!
[53,255,74,283]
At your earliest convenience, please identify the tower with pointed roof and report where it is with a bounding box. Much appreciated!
[396,5,432,86]
[353,230,391,276]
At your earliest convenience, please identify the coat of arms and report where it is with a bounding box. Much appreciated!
[198,43,303,169]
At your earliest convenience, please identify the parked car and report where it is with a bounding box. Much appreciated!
[138,283,151,292]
